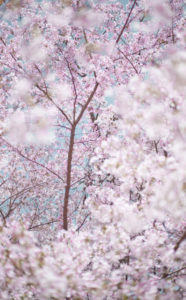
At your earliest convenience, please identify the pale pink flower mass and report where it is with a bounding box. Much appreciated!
[0,0,185,299]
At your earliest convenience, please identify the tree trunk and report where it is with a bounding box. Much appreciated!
[63,125,75,230]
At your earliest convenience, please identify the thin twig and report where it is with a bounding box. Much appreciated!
[0,137,64,182]
[118,48,139,74]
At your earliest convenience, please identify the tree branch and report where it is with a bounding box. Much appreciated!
[75,82,99,125]
[118,48,139,74]
[36,84,72,125]
[0,138,64,182]
[174,231,186,251]
[116,0,137,44]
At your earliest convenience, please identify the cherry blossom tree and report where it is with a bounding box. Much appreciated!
[0,0,185,299]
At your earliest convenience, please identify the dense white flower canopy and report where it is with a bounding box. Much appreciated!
[0,0,185,299]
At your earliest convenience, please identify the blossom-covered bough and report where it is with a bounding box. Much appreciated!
[0,0,185,299]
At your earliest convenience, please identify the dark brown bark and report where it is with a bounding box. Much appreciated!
[63,125,75,230]
[174,230,186,251]
[116,0,137,44]
[62,82,99,230]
